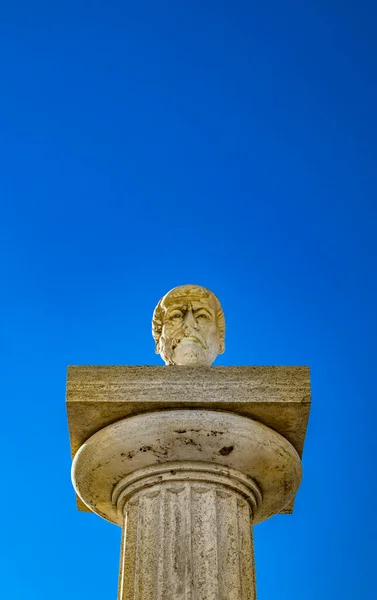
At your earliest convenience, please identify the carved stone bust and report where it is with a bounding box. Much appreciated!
[152,284,225,365]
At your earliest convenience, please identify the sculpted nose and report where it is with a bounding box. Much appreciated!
[183,311,198,330]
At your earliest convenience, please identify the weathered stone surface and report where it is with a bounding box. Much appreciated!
[67,366,310,456]
[152,284,225,366]
[72,410,302,525]
[118,477,256,600]
[67,277,311,600]
[67,366,310,515]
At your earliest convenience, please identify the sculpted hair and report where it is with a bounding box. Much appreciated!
[152,285,225,351]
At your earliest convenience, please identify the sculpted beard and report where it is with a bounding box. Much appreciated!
[160,327,207,363]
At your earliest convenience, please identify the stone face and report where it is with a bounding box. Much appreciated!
[152,285,225,365]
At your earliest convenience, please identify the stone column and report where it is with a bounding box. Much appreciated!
[71,406,305,600]
[114,464,259,600]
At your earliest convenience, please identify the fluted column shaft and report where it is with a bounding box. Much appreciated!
[72,407,304,600]
[115,465,259,600]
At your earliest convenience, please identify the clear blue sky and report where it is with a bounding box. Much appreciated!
[1,1,376,598]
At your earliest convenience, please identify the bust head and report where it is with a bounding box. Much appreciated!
[152,285,225,365]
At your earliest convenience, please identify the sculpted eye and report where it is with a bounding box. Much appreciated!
[169,311,183,320]
[197,312,209,319]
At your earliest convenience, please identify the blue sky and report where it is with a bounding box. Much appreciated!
[1,1,376,598]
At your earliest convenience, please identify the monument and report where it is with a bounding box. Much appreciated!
[67,285,310,599]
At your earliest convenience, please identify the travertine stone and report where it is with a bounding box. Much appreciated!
[72,410,302,525]
[152,285,225,365]
[67,286,311,599]
[67,366,310,456]
[67,366,310,514]
[117,471,257,600]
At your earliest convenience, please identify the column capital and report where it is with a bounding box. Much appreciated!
[112,462,263,521]
[72,408,301,525]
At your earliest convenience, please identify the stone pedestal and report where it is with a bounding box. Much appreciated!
[67,366,310,599]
